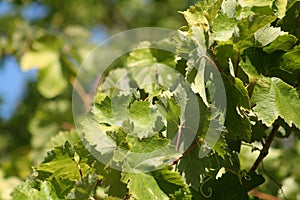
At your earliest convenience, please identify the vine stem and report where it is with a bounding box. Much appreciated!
[235,49,241,77]
[170,138,203,166]
[249,189,279,200]
[175,123,185,151]
[250,124,280,172]
[70,77,91,111]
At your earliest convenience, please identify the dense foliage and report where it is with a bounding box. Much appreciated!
[1,0,300,199]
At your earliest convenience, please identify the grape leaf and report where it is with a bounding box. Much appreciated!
[179,0,223,28]
[101,168,127,198]
[120,135,180,172]
[121,172,169,200]
[66,173,99,200]
[29,100,72,162]
[263,34,297,53]
[274,0,288,18]
[281,45,300,73]
[12,180,60,200]
[235,14,277,49]
[221,0,237,18]
[278,1,300,36]
[129,100,160,138]
[37,60,68,99]
[177,146,217,190]
[50,177,74,199]
[224,77,252,142]
[238,0,273,7]
[157,95,180,139]
[251,77,300,128]
[254,25,286,46]
[127,44,157,67]
[151,167,190,197]
[196,171,265,199]
[186,48,208,106]
[46,130,80,151]
[212,14,237,41]
[101,68,131,95]
[36,142,91,181]
[214,43,239,73]
[21,42,68,98]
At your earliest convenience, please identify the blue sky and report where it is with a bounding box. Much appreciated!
[0,1,45,120]
[0,1,108,120]
[0,56,36,120]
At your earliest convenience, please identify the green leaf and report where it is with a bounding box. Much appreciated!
[158,96,181,139]
[29,100,72,162]
[197,171,265,199]
[212,14,237,41]
[254,25,286,46]
[120,134,180,172]
[263,34,297,53]
[281,45,300,73]
[239,0,273,7]
[274,0,288,18]
[101,168,127,198]
[22,42,68,98]
[224,77,252,142]
[37,61,68,98]
[101,68,131,95]
[50,177,74,199]
[36,142,91,181]
[66,173,99,200]
[235,14,277,49]
[186,48,208,105]
[177,146,215,190]
[180,0,223,28]
[46,130,80,151]
[129,100,159,138]
[130,63,178,94]
[278,1,300,36]
[251,77,300,128]
[214,43,239,73]
[127,43,157,67]
[126,134,171,153]
[151,167,190,197]
[221,0,237,18]
[121,172,169,200]
[12,180,60,200]
[21,49,59,71]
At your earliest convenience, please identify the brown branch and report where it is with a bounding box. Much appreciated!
[249,189,279,200]
[250,124,280,172]
[209,46,222,73]
[170,138,203,166]
[235,49,241,77]
[70,77,91,111]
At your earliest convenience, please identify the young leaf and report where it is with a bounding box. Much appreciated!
[151,167,190,197]
[121,172,169,200]
[251,77,300,128]
[212,14,237,41]
[12,180,60,200]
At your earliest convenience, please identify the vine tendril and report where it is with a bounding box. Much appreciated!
[200,174,213,198]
